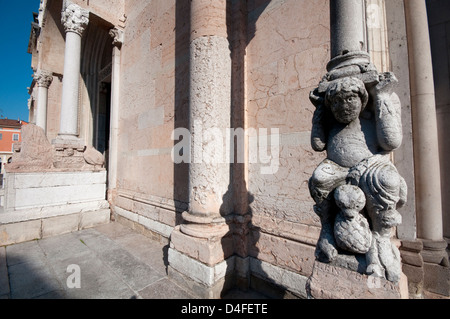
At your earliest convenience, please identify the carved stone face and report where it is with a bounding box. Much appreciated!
[330,91,362,124]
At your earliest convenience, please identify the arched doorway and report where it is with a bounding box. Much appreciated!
[80,13,113,168]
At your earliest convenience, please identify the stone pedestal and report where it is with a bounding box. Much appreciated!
[3,123,109,246]
[168,226,235,298]
[421,239,450,296]
[1,170,110,246]
[399,240,425,298]
[306,260,409,299]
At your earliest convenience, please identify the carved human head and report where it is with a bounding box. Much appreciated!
[325,77,369,124]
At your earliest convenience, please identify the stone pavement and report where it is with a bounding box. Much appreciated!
[0,221,262,299]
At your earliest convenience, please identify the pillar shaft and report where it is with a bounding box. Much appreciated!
[404,0,444,241]
[181,0,231,238]
[107,28,123,195]
[34,70,53,132]
[330,0,366,58]
[58,4,89,141]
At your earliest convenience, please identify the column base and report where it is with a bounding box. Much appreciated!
[420,239,450,297]
[52,135,85,147]
[51,136,104,170]
[400,240,425,298]
[170,225,233,266]
[180,212,230,239]
[167,247,235,299]
[168,225,235,298]
[420,239,449,266]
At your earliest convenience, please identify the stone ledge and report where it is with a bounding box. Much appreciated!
[249,257,309,298]
[168,247,235,288]
[306,260,409,299]
[423,262,450,297]
[168,265,234,299]
[0,209,110,246]
[4,170,108,212]
[113,206,173,239]
[170,226,234,266]
[0,200,109,224]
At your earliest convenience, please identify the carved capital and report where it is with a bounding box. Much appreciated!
[34,70,53,88]
[109,27,124,48]
[61,4,89,36]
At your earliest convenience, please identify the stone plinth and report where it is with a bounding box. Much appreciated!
[306,260,409,299]
[168,225,234,298]
[1,170,110,246]
[3,171,107,212]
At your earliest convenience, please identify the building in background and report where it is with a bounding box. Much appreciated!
[0,119,27,179]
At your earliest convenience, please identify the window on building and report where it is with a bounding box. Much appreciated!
[0,133,2,140]
[12,133,19,141]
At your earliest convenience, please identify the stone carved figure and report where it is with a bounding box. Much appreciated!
[6,124,105,172]
[6,124,53,171]
[308,56,407,283]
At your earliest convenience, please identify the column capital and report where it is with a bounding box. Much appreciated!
[34,70,53,88]
[61,3,89,36]
[109,27,124,48]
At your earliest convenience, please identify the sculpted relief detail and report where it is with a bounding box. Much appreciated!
[308,51,407,283]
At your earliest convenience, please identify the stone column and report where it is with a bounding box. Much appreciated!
[168,0,233,298]
[34,70,53,133]
[404,0,444,242]
[56,3,89,143]
[107,27,123,198]
[330,0,366,58]
[404,0,449,295]
[180,0,231,239]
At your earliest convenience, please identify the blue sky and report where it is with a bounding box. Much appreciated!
[0,0,40,122]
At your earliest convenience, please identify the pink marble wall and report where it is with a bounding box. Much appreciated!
[246,0,330,229]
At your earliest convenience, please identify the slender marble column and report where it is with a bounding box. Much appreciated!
[34,70,53,132]
[107,27,123,197]
[404,0,448,265]
[57,3,89,142]
[180,0,231,238]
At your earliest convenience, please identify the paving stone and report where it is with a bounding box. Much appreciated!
[6,240,45,267]
[55,251,137,299]
[113,231,169,275]
[2,222,266,299]
[138,278,197,299]
[72,228,118,253]
[8,258,63,299]
[94,221,135,240]
[0,247,10,297]
[37,232,91,262]
[98,247,164,292]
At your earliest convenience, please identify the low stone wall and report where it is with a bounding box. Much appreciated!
[0,170,110,246]
[0,209,110,246]
[3,171,107,212]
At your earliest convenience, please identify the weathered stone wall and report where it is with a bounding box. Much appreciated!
[246,0,330,277]
[70,0,125,26]
[114,0,183,237]
[36,0,66,140]
[39,0,66,76]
